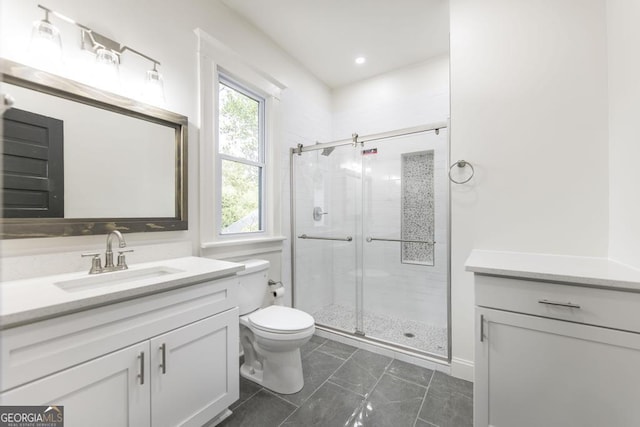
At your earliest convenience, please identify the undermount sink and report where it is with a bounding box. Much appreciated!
[54,266,184,293]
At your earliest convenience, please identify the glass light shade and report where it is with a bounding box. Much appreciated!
[94,48,120,93]
[142,68,166,105]
[29,20,63,72]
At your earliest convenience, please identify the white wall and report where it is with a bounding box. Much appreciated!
[0,0,331,286]
[449,0,610,379]
[607,0,640,270]
[332,55,450,139]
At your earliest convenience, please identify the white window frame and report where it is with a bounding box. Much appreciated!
[197,29,286,249]
[216,73,266,236]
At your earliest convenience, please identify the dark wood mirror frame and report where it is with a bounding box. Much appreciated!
[1,59,188,239]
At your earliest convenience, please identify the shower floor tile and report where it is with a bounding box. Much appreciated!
[311,304,448,357]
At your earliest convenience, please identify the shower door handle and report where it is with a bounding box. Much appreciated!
[366,237,435,244]
[298,234,352,242]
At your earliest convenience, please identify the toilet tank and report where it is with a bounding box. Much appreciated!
[236,259,270,315]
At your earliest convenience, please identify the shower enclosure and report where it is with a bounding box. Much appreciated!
[290,123,450,360]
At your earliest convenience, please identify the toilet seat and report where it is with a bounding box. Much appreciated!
[247,306,315,334]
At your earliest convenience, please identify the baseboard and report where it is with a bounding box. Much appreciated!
[451,357,474,382]
[203,408,232,427]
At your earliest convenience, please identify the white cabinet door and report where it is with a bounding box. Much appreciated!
[475,308,640,427]
[150,308,239,427]
[0,341,150,427]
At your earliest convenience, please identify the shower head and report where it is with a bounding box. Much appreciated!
[321,146,335,156]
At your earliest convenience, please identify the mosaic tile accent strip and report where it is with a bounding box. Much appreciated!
[401,150,434,265]
[312,304,447,357]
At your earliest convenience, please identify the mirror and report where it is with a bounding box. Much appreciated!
[1,59,188,239]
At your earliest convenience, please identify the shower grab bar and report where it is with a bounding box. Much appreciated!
[366,237,435,244]
[298,234,353,242]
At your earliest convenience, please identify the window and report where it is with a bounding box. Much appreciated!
[217,74,265,235]
[197,29,286,248]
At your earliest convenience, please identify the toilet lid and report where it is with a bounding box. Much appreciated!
[248,306,314,333]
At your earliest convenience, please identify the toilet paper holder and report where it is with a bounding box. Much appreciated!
[268,279,284,298]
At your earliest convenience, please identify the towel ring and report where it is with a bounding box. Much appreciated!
[449,160,474,184]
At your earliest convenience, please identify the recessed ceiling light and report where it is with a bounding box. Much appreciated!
[355,56,366,65]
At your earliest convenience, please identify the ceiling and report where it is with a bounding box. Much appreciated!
[221,0,449,89]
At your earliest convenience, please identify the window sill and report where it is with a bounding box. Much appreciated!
[200,235,287,249]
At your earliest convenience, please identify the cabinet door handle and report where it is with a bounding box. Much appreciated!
[137,351,145,385]
[159,344,167,374]
[480,314,485,342]
[538,299,581,309]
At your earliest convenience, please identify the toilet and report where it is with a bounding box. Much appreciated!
[237,259,315,394]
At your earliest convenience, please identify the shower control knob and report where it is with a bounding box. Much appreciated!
[313,207,328,221]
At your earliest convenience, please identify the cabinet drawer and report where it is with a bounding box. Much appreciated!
[475,275,640,333]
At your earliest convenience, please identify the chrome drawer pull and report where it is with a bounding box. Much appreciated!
[538,299,581,309]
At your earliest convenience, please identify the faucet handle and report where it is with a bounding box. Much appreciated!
[117,249,134,269]
[81,253,103,274]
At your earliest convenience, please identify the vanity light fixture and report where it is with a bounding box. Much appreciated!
[30,4,166,103]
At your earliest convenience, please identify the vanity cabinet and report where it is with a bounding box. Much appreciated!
[0,275,239,427]
[474,274,640,427]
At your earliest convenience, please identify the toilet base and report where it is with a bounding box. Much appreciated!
[240,347,304,394]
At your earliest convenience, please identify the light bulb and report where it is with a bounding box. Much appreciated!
[29,19,63,72]
[142,67,166,106]
[94,48,120,93]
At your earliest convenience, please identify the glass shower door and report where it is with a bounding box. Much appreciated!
[292,144,362,335]
[292,127,449,359]
[360,130,449,357]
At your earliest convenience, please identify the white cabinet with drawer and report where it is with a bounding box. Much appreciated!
[467,250,640,427]
[0,270,240,427]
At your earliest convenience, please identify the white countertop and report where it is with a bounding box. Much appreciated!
[465,250,640,292]
[0,256,244,329]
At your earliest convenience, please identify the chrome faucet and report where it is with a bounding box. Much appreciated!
[81,230,133,274]
[105,230,126,270]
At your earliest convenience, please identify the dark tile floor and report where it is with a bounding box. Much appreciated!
[219,335,473,427]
